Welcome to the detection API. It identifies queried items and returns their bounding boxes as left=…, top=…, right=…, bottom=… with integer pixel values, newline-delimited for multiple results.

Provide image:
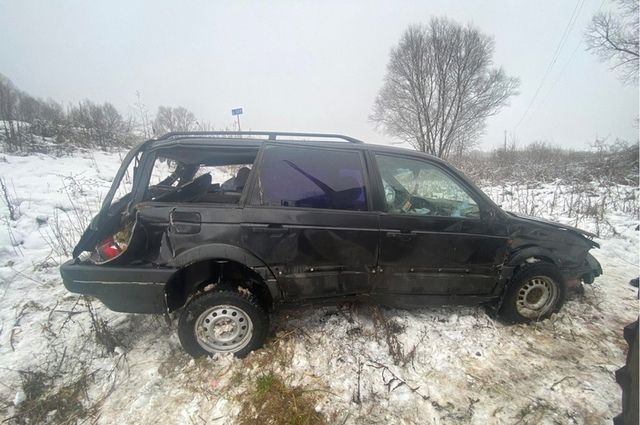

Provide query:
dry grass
left=39, top=175, right=97, bottom=262
left=85, top=297, right=121, bottom=354
left=158, top=348, right=191, bottom=379
left=371, top=306, right=421, bottom=367
left=237, top=372, right=325, bottom=425
left=1, top=296, right=131, bottom=425
left=452, top=139, right=638, bottom=187
left=0, top=177, right=17, bottom=221
left=13, top=371, right=93, bottom=425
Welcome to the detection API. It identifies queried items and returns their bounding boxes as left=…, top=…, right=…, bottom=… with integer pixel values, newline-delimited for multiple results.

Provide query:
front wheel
left=178, top=288, right=269, bottom=358
left=498, top=263, right=566, bottom=323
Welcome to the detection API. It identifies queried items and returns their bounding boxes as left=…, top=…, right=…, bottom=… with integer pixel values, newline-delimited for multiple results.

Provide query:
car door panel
left=244, top=144, right=378, bottom=300
left=242, top=208, right=379, bottom=300
left=371, top=153, right=509, bottom=296
left=378, top=217, right=508, bottom=294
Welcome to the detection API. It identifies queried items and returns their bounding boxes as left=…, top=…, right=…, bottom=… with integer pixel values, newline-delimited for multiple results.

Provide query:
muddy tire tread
left=498, top=262, right=566, bottom=323
left=178, top=288, right=269, bottom=358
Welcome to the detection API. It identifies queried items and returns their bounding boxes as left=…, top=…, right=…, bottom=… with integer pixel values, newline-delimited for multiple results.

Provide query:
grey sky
left=1, top=0, right=637, bottom=150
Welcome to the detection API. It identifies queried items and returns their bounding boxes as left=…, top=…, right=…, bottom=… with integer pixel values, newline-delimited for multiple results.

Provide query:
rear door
left=242, top=144, right=379, bottom=300
left=370, top=152, right=509, bottom=297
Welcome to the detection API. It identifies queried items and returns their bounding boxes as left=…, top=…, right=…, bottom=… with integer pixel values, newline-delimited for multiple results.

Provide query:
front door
left=242, top=144, right=378, bottom=300
left=371, top=153, right=509, bottom=297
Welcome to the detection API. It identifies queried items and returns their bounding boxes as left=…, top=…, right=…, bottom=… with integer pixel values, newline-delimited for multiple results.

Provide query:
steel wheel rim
left=195, top=304, right=253, bottom=353
left=516, top=276, right=559, bottom=319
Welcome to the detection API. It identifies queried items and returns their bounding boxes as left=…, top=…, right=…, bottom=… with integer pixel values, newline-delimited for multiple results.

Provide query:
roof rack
left=155, top=131, right=364, bottom=144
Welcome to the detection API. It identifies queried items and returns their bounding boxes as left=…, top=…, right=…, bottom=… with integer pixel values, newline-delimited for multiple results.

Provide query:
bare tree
left=153, top=106, right=197, bottom=135
left=586, top=0, right=639, bottom=85
left=0, top=74, right=20, bottom=150
left=67, top=100, right=131, bottom=149
left=0, top=74, right=140, bottom=152
left=134, top=91, right=152, bottom=139
left=371, top=18, right=519, bottom=158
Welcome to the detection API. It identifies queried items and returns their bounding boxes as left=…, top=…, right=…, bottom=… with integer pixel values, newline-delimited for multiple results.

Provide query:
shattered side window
left=144, top=148, right=258, bottom=204
left=194, top=165, right=253, bottom=190
left=148, top=156, right=179, bottom=187
left=375, top=154, right=480, bottom=218
left=110, top=152, right=141, bottom=208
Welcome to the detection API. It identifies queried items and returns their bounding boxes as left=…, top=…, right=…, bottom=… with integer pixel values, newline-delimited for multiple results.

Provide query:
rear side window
left=251, top=145, right=367, bottom=211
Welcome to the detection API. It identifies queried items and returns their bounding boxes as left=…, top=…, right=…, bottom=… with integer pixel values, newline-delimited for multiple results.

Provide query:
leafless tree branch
left=585, top=0, right=639, bottom=84
left=153, top=105, right=198, bottom=135
left=371, top=18, right=519, bottom=158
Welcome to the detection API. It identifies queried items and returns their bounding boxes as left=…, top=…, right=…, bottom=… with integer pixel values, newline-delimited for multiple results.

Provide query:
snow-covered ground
left=0, top=151, right=637, bottom=424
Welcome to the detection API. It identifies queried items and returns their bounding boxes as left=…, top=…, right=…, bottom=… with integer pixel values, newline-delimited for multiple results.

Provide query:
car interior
left=145, top=147, right=259, bottom=205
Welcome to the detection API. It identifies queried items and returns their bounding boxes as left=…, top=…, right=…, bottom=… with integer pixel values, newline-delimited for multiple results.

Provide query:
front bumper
left=60, top=260, right=177, bottom=314
left=586, top=253, right=603, bottom=277
left=562, top=253, right=603, bottom=287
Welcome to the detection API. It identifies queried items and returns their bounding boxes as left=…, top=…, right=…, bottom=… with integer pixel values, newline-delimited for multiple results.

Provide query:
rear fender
left=165, top=243, right=281, bottom=304
left=167, top=244, right=274, bottom=273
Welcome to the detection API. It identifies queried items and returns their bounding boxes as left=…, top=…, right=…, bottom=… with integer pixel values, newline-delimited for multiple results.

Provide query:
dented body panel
left=505, top=212, right=600, bottom=276
left=60, top=132, right=603, bottom=314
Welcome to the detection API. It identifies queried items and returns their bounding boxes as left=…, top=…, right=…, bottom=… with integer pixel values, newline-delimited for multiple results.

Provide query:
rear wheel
left=499, top=263, right=566, bottom=323
left=178, top=288, right=269, bottom=358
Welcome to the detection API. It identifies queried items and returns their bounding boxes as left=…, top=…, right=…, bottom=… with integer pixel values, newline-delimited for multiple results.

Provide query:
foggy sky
left=1, top=0, right=637, bottom=150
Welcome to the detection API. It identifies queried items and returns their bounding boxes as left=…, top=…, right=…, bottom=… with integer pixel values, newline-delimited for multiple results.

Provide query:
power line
left=539, top=39, right=583, bottom=108
left=513, top=0, right=587, bottom=131
left=538, top=0, right=609, bottom=108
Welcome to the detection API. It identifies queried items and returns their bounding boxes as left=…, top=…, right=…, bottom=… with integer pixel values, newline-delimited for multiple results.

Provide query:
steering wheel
left=392, top=188, right=415, bottom=213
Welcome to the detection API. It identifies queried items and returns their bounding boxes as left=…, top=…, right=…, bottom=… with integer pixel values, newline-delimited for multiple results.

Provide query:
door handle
left=169, top=210, right=201, bottom=224
left=169, top=210, right=201, bottom=234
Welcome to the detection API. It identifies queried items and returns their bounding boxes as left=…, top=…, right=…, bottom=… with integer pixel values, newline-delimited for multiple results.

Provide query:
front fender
left=492, top=246, right=558, bottom=296
left=506, top=246, right=558, bottom=269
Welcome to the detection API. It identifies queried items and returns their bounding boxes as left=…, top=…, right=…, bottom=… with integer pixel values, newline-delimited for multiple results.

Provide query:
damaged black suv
left=60, top=132, right=602, bottom=357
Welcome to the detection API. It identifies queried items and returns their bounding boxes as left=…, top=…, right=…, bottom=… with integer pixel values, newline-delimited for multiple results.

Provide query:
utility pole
left=504, top=130, right=507, bottom=150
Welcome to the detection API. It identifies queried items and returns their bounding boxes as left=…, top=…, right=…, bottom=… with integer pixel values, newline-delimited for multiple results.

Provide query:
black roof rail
left=154, top=131, right=364, bottom=144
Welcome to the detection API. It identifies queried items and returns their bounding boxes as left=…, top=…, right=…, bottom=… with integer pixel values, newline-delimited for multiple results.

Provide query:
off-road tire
left=614, top=320, right=639, bottom=425
left=498, top=263, right=566, bottom=323
left=178, top=288, right=269, bottom=358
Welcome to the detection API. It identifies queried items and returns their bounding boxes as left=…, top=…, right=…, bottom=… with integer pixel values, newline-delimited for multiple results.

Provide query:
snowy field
left=0, top=151, right=638, bottom=424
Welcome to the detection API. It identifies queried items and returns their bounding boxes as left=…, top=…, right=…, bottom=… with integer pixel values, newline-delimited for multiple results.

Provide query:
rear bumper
left=60, top=260, right=177, bottom=314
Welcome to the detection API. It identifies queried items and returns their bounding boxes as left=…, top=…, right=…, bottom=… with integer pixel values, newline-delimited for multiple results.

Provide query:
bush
left=450, top=139, right=639, bottom=186
left=0, top=73, right=142, bottom=154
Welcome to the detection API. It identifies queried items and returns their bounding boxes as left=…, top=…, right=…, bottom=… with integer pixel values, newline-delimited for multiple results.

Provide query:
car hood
left=507, top=212, right=599, bottom=246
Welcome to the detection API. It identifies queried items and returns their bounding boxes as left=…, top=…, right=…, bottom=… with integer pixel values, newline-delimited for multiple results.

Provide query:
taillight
left=98, top=237, right=122, bottom=259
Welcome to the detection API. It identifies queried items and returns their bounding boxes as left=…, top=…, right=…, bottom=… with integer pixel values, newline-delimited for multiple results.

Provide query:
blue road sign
left=232, top=108, right=243, bottom=116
